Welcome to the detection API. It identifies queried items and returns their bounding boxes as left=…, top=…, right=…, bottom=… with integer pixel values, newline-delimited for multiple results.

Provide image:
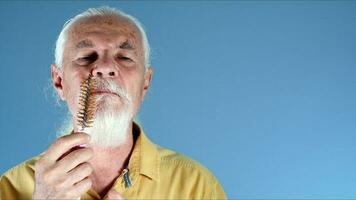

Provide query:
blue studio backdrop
left=1, top=1, right=356, bottom=199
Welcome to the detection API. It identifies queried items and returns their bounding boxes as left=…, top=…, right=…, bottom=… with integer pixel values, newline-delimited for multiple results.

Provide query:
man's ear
left=141, top=67, right=153, bottom=101
left=51, top=64, right=66, bottom=100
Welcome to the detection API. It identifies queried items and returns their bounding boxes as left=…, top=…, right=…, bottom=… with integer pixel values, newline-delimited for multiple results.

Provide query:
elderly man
left=0, top=6, right=226, bottom=200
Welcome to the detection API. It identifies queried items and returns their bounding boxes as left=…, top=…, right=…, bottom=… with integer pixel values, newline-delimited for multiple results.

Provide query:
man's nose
left=91, top=61, right=118, bottom=78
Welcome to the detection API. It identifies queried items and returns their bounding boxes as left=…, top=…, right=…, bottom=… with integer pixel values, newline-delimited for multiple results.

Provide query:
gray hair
left=54, top=6, right=151, bottom=70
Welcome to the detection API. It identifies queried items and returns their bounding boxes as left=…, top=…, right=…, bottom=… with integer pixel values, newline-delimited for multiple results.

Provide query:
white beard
left=83, top=94, right=132, bottom=148
left=58, top=78, right=134, bottom=148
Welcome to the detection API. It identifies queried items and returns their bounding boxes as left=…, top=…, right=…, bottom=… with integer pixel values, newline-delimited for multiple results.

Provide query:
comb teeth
left=76, top=75, right=97, bottom=130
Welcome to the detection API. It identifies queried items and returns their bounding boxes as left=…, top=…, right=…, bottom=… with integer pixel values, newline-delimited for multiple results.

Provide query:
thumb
left=107, top=189, right=124, bottom=200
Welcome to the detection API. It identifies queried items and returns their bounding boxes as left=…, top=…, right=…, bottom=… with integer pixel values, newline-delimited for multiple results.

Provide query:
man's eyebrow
left=76, top=40, right=94, bottom=49
left=117, top=40, right=135, bottom=50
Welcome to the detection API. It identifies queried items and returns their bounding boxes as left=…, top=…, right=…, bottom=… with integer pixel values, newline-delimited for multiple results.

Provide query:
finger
left=65, top=162, right=93, bottom=186
left=55, top=147, right=93, bottom=173
left=65, top=177, right=92, bottom=198
left=42, top=133, right=90, bottom=163
left=108, top=189, right=124, bottom=200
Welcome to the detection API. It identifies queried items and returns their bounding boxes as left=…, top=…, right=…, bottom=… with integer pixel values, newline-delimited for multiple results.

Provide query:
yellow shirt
left=0, top=123, right=227, bottom=199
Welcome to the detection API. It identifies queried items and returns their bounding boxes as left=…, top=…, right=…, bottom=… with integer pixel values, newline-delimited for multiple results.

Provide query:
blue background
left=1, top=1, right=356, bottom=199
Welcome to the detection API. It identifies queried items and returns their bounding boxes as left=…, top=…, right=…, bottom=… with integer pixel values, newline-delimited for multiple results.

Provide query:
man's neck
left=87, top=124, right=135, bottom=197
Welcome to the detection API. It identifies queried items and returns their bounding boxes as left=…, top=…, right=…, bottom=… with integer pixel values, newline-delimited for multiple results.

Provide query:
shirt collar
left=129, top=122, right=160, bottom=181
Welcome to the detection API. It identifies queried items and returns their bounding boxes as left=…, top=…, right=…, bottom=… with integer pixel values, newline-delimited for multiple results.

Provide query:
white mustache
left=92, top=77, right=131, bottom=104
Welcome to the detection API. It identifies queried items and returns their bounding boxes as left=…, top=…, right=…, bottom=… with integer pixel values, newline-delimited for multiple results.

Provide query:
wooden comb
left=56, top=75, right=97, bottom=161
left=76, top=74, right=97, bottom=131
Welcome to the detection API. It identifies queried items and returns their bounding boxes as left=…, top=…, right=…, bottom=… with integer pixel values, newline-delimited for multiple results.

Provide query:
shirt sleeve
left=211, top=180, right=228, bottom=200
left=0, top=174, right=17, bottom=200
left=0, top=163, right=35, bottom=200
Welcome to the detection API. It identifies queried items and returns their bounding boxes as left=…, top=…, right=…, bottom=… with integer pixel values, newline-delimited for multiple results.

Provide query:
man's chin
left=95, top=99, right=126, bottom=114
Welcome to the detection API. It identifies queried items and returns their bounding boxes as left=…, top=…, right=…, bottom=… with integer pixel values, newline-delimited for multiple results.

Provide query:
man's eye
left=118, top=56, right=132, bottom=62
left=77, top=54, right=98, bottom=64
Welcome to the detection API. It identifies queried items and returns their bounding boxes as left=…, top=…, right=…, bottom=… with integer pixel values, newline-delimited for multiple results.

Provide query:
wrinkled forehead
left=66, top=16, right=143, bottom=50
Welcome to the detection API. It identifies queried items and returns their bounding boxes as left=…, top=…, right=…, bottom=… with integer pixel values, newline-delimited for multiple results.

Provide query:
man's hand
left=33, top=133, right=93, bottom=199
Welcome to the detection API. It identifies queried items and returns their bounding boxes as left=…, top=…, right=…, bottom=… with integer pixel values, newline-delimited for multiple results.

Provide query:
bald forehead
left=67, top=16, right=142, bottom=47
